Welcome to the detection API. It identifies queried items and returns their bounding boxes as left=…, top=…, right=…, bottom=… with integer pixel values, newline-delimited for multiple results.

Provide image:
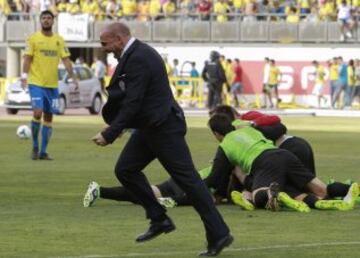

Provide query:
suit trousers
left=114, top=109, right=229, bottom=244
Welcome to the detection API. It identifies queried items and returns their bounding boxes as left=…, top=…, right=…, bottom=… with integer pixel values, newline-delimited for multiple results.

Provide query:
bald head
left=100, top=22, right=132, bottom=59
left=101, top=22, right=131, bottom=38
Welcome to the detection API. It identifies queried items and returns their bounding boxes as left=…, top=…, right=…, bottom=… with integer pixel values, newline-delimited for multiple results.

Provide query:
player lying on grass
left=209, top=105, right=359, bottom=207
left=207, top=113, right=359, bottom=212
left=83, top=166, right=215, bottom=208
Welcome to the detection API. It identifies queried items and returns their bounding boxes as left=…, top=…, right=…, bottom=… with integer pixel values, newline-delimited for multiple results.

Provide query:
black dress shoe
left=136, top=218, right=176, bottom=242
left=199, top=234, right=234, bottom=257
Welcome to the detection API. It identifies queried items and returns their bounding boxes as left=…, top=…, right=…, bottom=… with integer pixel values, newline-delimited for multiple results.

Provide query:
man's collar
left=120, top=37, right=136, bottom=59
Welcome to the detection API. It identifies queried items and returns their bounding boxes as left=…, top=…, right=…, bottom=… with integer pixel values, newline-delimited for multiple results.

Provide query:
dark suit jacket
left=101, top=39, right=178, bottom=144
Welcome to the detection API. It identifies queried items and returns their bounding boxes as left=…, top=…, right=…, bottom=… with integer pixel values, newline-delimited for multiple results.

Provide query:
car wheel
left=88, top=94, right=102, bottom=115
left=6, top=108, right=18, bottom=115
left=58, top=96, right=66, bottom=115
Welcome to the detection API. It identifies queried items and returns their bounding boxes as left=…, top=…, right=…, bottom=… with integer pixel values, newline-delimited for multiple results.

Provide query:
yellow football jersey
left=315, top=65, right=325, bottom=84
left=347, top=66, right=355, bottom=86
left=122, top=0, right=137, bottom=16
left=25, top=32, right=70, bottom=88
left=329, top=64, right=338, bottom=81
left=269, top=66, right=280, bottom=85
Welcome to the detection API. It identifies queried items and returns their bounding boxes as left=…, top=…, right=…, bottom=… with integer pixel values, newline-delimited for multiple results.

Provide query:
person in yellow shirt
left=163, top=0, right=176, bottom=19
left=224, top=58, right=234, bottom=91
left=21, top=10, right=78, bottom=160
left=311, top=60, right=327, bottom=108
left=214, top=0, right=230, bottom=22
left=286, top=6, right=300, bottom=23
left=137, top=0, right=150, bottom=21
left=56, top=0, right=68, bottom=13
left=82, top=0, right=100, bottom=21
left=297, top=0, right=311, bottom=16
left=232, top=0, right=243, bottom=13
left=149, top=0, right=161, bottom=20
left=328, top=57, right=338, bottom=105
left=319, top=0, right=336, bottom=21
left=122, top=0, right=137, bottom=20
left=267, top=59, right=281, bottom=108
left=67, top=0, right=81, bottom=14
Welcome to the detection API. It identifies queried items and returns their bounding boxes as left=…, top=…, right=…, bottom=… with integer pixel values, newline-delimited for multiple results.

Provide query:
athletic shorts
left=29, top=84, right=59, bottom=114
left=312, top=83, right=324, bottom=96
left=280, top=136, right=316, bottom=176
left=250, top=149, right=315, bottom=192
left=156, top=178, right=185, bottom=198
left=230, top=82, right=243, bottom=94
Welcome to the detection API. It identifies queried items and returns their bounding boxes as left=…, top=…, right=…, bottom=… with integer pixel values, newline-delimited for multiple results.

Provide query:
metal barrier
left=0, top=13, right=359, bottom=43
left=269, top=22, right=298, bottom=42
left=240, top=21, right=268, bottom=41
left=182, top=20, right=210, bottom=42
left=169, top=77, right=205, bottom=107
left=299, top=22, right=327, bottom=42
left=153, top=20, right=181, bottom=42
left=212, top=21, right=239, bottom=42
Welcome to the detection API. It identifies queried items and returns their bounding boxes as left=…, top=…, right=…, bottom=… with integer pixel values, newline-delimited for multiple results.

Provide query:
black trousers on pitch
left=114, top=108, right=229, bottom=244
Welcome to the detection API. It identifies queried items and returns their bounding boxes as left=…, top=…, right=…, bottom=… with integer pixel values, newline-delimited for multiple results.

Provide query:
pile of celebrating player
left=83, top=104, right=359, bottom=213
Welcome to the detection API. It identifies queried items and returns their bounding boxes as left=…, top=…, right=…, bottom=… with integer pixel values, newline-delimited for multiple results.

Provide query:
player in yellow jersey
left=21, top=10, right=78, bottom=161
left=267, top=59, right=281, bottom=108
left=311, top=60, right=327, bottom=108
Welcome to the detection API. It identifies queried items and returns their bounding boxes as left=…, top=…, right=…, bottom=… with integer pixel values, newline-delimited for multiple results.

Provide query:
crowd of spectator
left=0, top=0, right=359, bottom=24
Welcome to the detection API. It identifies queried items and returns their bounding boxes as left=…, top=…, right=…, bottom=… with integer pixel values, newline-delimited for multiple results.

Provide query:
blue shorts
left=29, top=84, right=59, bottom=114
left=231, top=82, right=243, bottom=94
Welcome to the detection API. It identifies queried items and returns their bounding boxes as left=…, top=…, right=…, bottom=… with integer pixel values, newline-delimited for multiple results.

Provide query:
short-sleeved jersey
left=214, top=2, right=230, bottom=22
left=149, top=0, right=161, bottom=17
left=329, top=63, right=338, bottom=81
left=347, top=66, right=355, bottom=86
left=25, top=32, right=70, bottom=88
left=269, top=66, right=280, bottom=85
left=122, top=0, right=137, bottom=15
left=315, top=65, right=325, bottom=84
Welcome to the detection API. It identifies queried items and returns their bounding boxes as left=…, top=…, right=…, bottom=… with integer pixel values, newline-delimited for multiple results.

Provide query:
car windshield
left=58, top=68, right=66, bottom=81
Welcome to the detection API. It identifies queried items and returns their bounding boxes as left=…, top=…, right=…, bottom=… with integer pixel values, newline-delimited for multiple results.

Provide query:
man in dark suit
left=91, top=22, right=233, bottom=256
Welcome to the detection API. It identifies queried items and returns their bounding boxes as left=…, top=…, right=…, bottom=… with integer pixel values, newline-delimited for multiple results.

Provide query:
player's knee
left=33, top=111, right=42, bottom=120
left=114, top=167, right=131, bottom=182
left=115, top=168, right=125, bottom=181
left=253, top=190, right=268, bottom=208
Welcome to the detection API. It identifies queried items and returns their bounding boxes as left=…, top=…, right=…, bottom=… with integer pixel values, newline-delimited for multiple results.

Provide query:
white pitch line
left=53, top=241, right=360, bottom=258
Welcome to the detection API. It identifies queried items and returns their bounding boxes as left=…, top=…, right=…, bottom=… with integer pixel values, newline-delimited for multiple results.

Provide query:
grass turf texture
left=0, top=115, right=359, bottom=257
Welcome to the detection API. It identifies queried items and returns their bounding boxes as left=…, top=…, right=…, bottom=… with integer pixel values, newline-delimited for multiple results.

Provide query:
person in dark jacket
left=91, top=22, right=232, bottom=256
left=202, top=51, right=227, bottom=109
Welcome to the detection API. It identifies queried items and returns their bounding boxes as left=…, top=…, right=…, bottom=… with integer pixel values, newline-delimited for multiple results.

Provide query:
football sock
left=303, top=194, right=319, bottom=208
left=31, top=119, right=41, bottom=150
left=327, top=182, right=350, bottom=198
left=40, top=123, right=52, bottom=155
left=100, top=186, right=140, bottom=204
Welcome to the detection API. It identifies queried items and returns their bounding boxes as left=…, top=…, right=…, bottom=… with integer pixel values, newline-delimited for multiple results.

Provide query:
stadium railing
left=2, top=13, right=359, bottom=44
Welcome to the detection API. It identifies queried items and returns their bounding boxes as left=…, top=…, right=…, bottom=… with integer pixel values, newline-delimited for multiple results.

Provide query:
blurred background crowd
left=0, top=0, right=359, bottom=23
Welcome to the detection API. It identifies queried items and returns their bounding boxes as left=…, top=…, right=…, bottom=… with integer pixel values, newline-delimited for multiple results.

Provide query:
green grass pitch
left=1, top=115, right=360, bottom=258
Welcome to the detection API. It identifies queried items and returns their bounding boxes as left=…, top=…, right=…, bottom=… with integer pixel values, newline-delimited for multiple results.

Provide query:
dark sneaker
left=265, top=182, right=280, bottom=211
left=39, top=153, right=53, bottom=160
left=31, top=148, right=39, bottom=160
